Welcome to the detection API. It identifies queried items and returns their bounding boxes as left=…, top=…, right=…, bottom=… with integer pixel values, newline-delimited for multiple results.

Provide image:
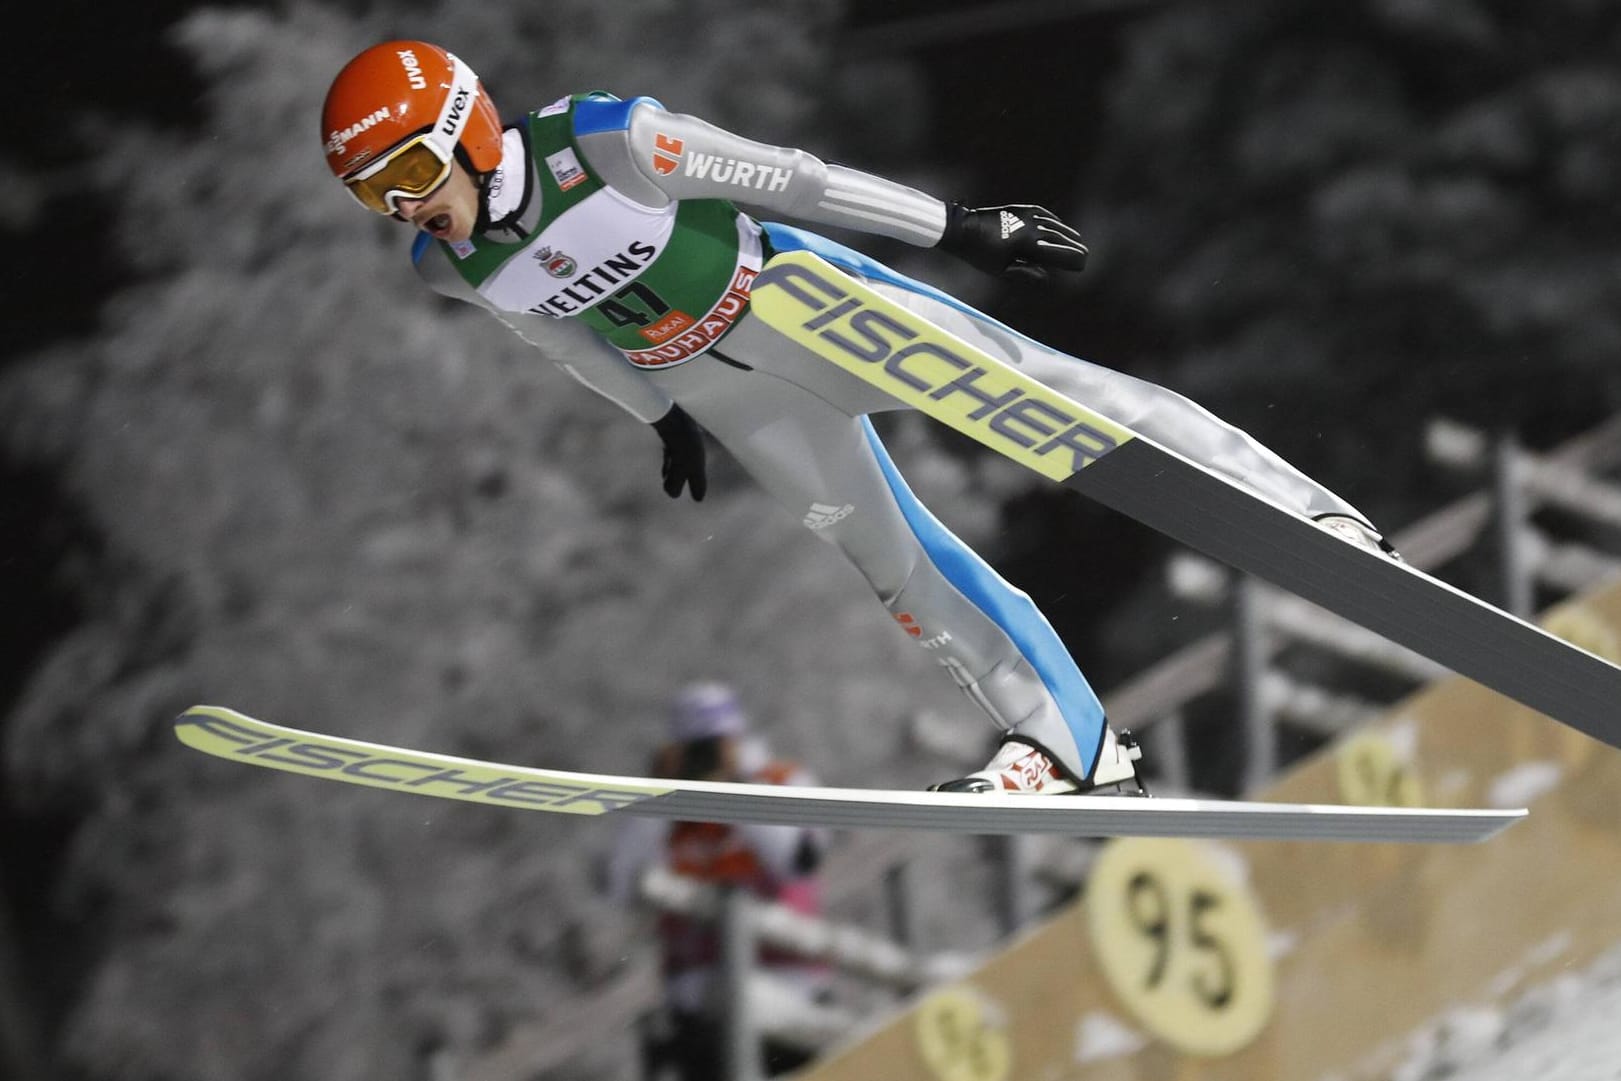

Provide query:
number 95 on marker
left=1085, top=837, right=1277, bottom=1056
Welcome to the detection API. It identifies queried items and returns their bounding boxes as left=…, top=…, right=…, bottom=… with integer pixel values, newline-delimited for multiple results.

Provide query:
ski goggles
left=341, top=133, right=453, bottom=215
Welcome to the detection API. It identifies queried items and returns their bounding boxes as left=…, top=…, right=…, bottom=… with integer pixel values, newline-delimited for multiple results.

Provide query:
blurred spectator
left=608, top=682, right=829, bottom=1080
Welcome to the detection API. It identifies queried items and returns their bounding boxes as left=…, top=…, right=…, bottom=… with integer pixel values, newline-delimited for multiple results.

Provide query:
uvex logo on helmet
left=397, top=48, right=427, bottom=90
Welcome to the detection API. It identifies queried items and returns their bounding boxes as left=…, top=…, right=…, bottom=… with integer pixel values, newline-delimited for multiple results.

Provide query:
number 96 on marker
left=1085, top=837, right=1276, bottom=1056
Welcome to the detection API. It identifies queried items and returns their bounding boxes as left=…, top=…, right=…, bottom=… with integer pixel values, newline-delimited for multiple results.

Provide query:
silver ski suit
left=411, top=93, right=1369, bottom=783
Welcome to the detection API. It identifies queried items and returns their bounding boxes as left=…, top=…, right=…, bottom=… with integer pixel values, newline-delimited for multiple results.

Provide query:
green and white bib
left=435, top=94, right=763, bottom=368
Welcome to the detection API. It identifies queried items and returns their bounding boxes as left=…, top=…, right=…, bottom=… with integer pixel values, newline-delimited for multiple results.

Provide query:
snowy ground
left=1390, top=939, right=1621, bottom=1081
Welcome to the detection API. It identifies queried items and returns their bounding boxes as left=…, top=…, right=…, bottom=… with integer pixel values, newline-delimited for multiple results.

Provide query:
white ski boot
left=932, top=729, right=1145, bottom=796
left=1313, top=513, right=1401, bottom=560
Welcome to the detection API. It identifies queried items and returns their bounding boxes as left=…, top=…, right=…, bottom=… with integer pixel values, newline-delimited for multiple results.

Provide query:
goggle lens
left=342, top=136, right=452, bottom=215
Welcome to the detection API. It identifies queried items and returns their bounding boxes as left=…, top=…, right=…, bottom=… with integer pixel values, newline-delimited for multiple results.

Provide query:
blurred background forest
left=3, top=0, right=1620, bottom=1078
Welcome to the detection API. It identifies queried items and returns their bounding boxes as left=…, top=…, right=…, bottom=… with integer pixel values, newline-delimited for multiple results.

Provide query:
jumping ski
left=751, top=249, right=1621, bottom=754
left=174, top=707, right=1522, bottom=844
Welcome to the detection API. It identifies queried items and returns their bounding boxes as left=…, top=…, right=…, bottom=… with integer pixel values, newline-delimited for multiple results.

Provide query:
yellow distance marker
left=913, top=985, right=1013, bottom=1081
left=1335, top=731, right=1425, bottom=808
left=1085, top=837, right=1276, bottom=1057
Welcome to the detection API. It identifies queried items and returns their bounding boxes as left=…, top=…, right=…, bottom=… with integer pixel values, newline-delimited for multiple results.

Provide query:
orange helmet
left=322, top=41, right=504, bottom=213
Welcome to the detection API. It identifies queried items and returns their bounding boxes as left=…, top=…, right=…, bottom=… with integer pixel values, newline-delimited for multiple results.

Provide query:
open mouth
left=419, top=211, right=453, bottom=237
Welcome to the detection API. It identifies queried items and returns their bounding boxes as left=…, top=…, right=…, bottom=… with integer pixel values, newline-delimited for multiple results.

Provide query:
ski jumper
left=411, top=93, right=1370, bottom=782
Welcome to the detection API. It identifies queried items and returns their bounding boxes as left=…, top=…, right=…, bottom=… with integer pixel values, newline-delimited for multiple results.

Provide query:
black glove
left=651, top=404, right=707, bottom=502
left=937, top=202, right=1088, bottom=284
